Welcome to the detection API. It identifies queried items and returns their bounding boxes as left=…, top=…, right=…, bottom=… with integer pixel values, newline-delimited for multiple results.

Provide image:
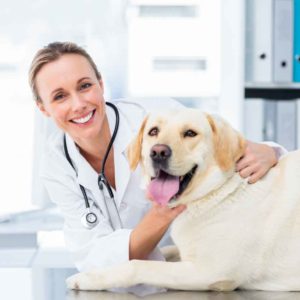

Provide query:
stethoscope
left=63, top=102, right=123, bottom=230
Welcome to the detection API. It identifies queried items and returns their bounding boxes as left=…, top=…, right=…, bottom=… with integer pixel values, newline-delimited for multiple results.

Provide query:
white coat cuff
left=261, top=141, right=288, bottom=160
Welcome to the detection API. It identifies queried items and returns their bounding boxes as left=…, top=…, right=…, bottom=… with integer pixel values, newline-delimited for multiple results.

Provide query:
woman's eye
left=184, top=130, right=197, bottom=137
left=148, top=127, right=159, bottom=136
left=80, top=82, right=92, bottom=90
left=54, top=93, right=65, bottom=101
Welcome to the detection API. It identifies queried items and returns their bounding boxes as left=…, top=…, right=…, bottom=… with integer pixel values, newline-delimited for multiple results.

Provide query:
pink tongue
left=147, top=172, right=180, bottom=206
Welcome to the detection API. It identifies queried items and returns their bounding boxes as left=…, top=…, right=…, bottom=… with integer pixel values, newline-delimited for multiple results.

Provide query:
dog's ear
left=126, top=116, right=149, bottom=171
left=206, top=113, right=246, bottom=171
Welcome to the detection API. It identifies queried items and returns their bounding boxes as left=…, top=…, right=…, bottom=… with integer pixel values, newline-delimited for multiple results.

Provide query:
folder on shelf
left=243, top=99, right=264, bottom=142
left=246, top=98, right=298, bottom=150
left=264, top=100, right=277, bottom=142
left=245, top=0, right=273, bottom=83
left=273, top=0, right=294, bottom=83
left=294, top=0, right=300, bottom=82
left=276, top=100, right=297, bottom=151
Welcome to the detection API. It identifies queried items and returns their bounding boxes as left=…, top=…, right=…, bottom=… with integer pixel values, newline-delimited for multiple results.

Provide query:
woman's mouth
left=71, top=109, right=96, bottom=124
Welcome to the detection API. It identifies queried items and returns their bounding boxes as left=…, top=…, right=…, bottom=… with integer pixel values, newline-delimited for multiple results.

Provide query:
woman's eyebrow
left=77, top=77, right=91, bottom=83
left=51, top=87, right=63, bottom=96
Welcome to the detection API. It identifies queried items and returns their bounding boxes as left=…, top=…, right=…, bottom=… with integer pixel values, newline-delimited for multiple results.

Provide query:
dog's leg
left=66, top=260, right=237, bottom=291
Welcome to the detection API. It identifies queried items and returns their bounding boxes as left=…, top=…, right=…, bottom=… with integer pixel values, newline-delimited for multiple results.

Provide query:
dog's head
left=127, top=108, right=245, bottom=207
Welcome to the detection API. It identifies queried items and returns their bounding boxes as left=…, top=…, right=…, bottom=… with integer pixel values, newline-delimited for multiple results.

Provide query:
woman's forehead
left=36, top=54, right=96, bottom=96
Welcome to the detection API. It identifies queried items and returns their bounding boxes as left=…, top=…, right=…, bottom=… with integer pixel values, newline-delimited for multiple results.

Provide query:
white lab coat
left=39, top=98, right=184, bottom=273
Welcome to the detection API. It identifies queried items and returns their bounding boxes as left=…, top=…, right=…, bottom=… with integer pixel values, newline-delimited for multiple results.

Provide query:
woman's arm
left=129, top=203, right=186, bottom=260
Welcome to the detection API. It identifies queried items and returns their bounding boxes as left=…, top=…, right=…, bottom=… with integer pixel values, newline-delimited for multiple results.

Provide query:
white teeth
left=72, top=111, right=93, bottom=124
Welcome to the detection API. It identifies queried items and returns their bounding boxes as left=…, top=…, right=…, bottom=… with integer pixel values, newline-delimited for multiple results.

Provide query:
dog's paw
left=66, top=262, right=137, bottom=291
left=209, top=280, right=237, bottom=292
left=66, top=272, right=104, bottom=291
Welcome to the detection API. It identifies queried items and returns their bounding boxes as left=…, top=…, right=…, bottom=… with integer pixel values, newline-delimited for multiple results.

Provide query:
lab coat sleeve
left=261, top=141, right=288, bottom=159
left=41, top=173, right=128, bottom=271
left=40, top=152, right=164, bottom=272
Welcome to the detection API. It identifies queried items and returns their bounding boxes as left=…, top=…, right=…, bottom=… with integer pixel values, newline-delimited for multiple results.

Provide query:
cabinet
left=127, top=0, right=245, bottom=130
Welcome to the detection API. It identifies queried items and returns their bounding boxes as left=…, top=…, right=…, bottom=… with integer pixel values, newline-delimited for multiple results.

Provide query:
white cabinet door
left=127, top=0, right=221, bottom=97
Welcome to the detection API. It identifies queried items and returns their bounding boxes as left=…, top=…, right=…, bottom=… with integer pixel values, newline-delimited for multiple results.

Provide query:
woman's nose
left=71, top=93, right=87, bottom=111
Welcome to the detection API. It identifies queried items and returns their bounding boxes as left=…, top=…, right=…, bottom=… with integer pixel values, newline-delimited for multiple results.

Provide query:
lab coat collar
left=65, top=102, right=134, bottom=208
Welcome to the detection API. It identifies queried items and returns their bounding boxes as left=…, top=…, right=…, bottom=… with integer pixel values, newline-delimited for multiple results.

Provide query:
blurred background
left=0, top=0, right=240, bottom=214
left=0, top=0, right=299, bottom=298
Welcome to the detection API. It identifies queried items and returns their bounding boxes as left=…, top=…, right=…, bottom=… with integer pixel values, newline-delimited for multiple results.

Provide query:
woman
left=29, top=42, right=284, bottom=274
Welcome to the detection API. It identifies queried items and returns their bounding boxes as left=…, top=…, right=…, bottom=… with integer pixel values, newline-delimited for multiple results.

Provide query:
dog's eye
left=184, top=130, right=197, bottom=138
left=148, top=127, right=159, bottom=136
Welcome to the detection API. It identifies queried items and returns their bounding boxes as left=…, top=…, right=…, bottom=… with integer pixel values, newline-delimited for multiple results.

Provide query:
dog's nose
left=150, top=144, right=172, bottom=163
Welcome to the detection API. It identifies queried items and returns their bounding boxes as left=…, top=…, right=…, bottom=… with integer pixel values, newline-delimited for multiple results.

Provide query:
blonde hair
left=29, top=41, right=102, bottom=102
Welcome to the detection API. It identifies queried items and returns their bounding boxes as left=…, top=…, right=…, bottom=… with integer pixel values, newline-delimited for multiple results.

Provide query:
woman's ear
left=36, top=101, right=50, bottom=117
left=126, top=116, right=149, bottom=171
left=206, top=113, right=246, bottom=171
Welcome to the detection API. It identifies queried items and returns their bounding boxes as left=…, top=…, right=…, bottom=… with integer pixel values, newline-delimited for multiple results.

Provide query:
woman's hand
left=148, top=202, right=187, bottom=228
left=129, top=202, right=186, bottom=260
left=235, top=140, right=278, bottom=184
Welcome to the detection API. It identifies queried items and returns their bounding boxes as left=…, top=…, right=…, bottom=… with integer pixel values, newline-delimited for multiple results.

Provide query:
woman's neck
left=73, top=114, right=113, bottom=173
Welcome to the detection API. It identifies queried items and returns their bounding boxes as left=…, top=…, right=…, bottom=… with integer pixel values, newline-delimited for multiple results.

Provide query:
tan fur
left=206, top=114, right=245, bottom=171
left=126, top=116, right=148, bottom=171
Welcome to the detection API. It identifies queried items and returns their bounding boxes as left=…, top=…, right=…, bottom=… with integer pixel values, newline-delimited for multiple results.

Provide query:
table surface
left=1, top=209, right=300, bottom=299
left=2, top=267, right=300, bottom=300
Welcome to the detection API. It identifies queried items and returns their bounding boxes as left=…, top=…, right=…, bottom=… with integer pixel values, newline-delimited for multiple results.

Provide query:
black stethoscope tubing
left=63, top=101, right=121, bottom=229
left=98, top=102, right=119, bottom=198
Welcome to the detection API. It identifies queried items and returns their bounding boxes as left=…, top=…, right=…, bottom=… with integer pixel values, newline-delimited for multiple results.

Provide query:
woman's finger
left=239, top=165, right=256, bottom=178
left=248, top=169, right=266, bottom=184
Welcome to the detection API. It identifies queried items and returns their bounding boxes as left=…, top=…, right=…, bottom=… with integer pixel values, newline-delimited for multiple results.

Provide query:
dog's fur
left=67, top=108, right=300, bottom=292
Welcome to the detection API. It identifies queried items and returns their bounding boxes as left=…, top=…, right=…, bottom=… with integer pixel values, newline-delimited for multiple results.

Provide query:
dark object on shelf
left=245, top=87, right=300, bottom=100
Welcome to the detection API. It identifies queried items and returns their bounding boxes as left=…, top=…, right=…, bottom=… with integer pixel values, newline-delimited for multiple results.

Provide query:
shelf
left=245, top=83, right=300, bottom=100
left=245, top=82, right=300, bottom=89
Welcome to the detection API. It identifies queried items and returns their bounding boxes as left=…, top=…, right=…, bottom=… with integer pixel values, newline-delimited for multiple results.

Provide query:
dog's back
left=171, top=150, right=300, bottom=291
left=243, top=150, right=300, bottom=290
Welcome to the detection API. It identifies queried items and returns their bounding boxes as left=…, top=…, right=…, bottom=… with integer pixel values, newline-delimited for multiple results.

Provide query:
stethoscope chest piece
left=81, top=210, right=99, bottom=229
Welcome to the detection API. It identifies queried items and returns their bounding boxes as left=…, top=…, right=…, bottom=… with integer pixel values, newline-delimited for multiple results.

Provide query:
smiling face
left=35, top=54, right=106, bottom=142
left=127, top=108, right=245, bottom=207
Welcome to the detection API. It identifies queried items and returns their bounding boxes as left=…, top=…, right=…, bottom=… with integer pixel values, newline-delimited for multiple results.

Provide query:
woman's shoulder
left=111, top=98, right=184, bottom=131
left=112, top=97, right=184, bottom=115
left=44, top=130, right=65, bottom=157
left=40, top=130, right=71, bottom=179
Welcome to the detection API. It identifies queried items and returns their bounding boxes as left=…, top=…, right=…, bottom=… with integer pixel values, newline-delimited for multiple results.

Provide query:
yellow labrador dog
left=67, top=108, right=300, bottom=292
